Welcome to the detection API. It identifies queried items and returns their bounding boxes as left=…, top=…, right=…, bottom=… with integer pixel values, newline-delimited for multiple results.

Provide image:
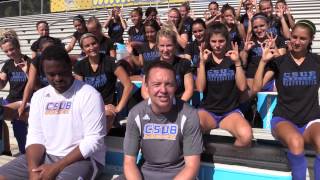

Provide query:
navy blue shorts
left=271, top=116, right=320, bottom=135
left=204, top=108, right=244, bottom=128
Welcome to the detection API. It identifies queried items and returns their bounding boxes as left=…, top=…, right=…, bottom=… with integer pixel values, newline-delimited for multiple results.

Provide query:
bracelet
left=235, top=64, right=242, bottom=67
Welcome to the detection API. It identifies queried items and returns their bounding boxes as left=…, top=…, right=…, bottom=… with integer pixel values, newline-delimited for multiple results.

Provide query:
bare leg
left=197, top=110, right=217, bottom=133
left=2, top=122, right=11, bottom=155
left=220, top=112, right=253, bottom=147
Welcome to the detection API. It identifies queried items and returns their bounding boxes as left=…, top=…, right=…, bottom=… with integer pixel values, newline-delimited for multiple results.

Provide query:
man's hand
left=29, top=171, right=41, bottom=180
left=32, top=163, right=61, bottom=180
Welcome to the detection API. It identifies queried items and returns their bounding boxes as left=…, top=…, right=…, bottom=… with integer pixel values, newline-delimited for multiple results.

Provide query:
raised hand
left=276, top=6, right=285, bottom=18
left=0, top=72, right=7, bottom=81
left=204, top=10, right=211, bottom=20
left=266, top=32, right=279, bottom=56
left=247, top=9, right=255, bottom=20
left=260, top=41, right=276, bottom=63
left=266, top=32, right=278, bottom=49
left=199, top=43, right=211, bottom=63
left=226, top=42, right=241, bottom=64
left=244, top=33, right=255, bottom=52
left=125, top=40, right=133, bottom=54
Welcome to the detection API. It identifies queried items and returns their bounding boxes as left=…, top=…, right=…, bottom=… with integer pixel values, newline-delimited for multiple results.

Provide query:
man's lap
left=0, top=153, right=95, bottom=180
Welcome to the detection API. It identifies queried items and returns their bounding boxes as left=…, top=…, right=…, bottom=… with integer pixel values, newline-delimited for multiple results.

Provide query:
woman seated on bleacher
left=144, top=7, right=162, bottom=27
left=252, top=20, right=320, bottom=180
left=73, top=33, right=133, bottom=132
left=129, top=19, right=161, bottom=77
left=0, top=30, right=30, bottom=155
left=204, top=1, right=222, bottom=27
left=87, top=16, right=116, bottom=58
left=275, top=0, right=295, bottom=30
left=240, top=13, right=286, bottom=93
left=141, top=26, right=194, bottom=102
left=18, top=36, right=63, bottom=117
left=197, top=23, right=252, bottom=147
left=66, top=15, right=88, bottom=54
left=184, top=18, right=206, bottom=68
left=103, top=6, right=127, bottom=44
left=166, top=8, right=189, bottom=51
left=128, top=7, right=145, bottom=49
left=258, top=0, right=290, bottom=39
left=221, top=3, right=246, bottom=48
left=30, top=21, right=62, bottom=59
left=179, top=2, right=194, bottom=43
left=236, top=0, right=258, bottom=33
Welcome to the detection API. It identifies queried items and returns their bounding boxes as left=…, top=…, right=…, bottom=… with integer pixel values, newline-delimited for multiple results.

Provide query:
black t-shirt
left=73, top=30, right=87, bottom=44
left=246, top=37, right=286, bottom=78
left=171, top=56, right=192, bottom=98
left=99, top=36, right=116, bottom=56
left=183, top=16, right=194, bottom=43
left=128, top=25, right=145, bottom=56
left=1, top=55, right=31, bottom=102
left=73, top=53, right=118, bottom=104
left=176, top=26, right=189, bottom=56
left=32, top=55, right=49, bottom=88
left=185, top=40, right=200, bottom=67
left=128, top=25, right=145, bottom=42
left=30, top=36, right=62, bottom=52
left=107, top=20, right=124, bottom=44
left=200, top=56, right=240, bottom=113
left=240, top=13, right=249, bottom=32
left=268, top=16, right=283, bottom=38
left=270, top=53, right=320, bottom=126
left=137, top=42, right=160, bottom=73
left=229, top=25, right=243, bottom=48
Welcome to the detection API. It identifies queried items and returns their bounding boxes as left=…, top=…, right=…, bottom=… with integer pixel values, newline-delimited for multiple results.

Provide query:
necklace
left=290, top=52, right=305, bottom=65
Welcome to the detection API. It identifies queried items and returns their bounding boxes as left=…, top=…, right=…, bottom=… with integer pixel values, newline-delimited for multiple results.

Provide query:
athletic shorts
left=0, top=153, right=102, bottom=180
left=203, top=108, right=244, bottom=128
left=271, top=116, right=320, bottom=135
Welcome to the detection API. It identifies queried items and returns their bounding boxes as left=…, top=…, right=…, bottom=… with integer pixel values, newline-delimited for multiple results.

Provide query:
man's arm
left=25, top=91, right=46, bottom=178
left=174, top=155, right=201, bottom=180
left=177, top=107, right=203, bottom=180
left=26, top=144, right=45, bottom=174
left=123, top=110, right=142, bottom=179
left=124, top=155, right=142, bottom=180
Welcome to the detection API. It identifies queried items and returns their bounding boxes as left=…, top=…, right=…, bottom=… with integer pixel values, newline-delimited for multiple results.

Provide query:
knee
left=311, top=134, right=320, bottom=153
left=235, top=126, right=253, bottom=147
left=287, top=135, right=304, bottom=154
left=198, top=111, right=216, bottom=132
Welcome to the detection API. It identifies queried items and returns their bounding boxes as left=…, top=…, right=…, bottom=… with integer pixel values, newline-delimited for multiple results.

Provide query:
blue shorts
left=204, top=108, right=243, bottom=128
left=271, top=116, right=320, bottom=135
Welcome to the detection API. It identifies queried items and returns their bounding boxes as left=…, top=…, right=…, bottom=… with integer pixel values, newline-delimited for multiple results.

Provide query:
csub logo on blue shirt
left=45, top=101, right=72, bottom=115
left=84, top=74, right=107, bottom=88
left=143, top=123, right=178, bottom=140
left=10, top=72, right=27, bottom=82
left=207, top=69, right=235, bottom=82
left=143, top=51, right=160, bottom=62
left=283, top=71, right=317, bottom=86
left=132, top=35, right=144, bottom=42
